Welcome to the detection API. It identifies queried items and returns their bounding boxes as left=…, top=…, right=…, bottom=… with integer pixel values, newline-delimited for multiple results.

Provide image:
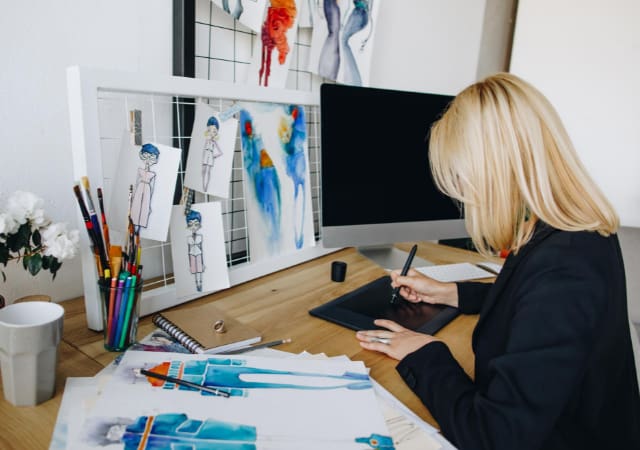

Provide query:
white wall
left=0, top=0, right=172, bottom=303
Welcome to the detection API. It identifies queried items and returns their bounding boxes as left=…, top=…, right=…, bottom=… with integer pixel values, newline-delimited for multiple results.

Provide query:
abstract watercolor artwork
left=238, top=102, right=315, bottom=261
left=308, top=0, right=380, bottom=86
left=169, top=202, right=230, bottom=298
left=110, top=140, right=181, bottom=242
left=246, top=0, right=300, bottom=88
left=211, top=0, right=269, bottom=33
left=184, top=103, right=238, bottom=198
left=69, top=350, right=394, bottom=449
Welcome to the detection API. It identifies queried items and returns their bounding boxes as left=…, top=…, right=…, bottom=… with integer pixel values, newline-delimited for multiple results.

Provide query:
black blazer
left=397, top=224, right=640, bottom=450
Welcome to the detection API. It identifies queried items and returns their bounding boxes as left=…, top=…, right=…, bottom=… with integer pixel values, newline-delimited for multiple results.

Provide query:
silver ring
left=369, top=336, right=391, bottom=345
left=213, top=319, right=226, bottom=333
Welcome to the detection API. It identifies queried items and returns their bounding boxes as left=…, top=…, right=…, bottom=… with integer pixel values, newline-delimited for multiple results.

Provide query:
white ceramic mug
left=0, top=301, right=64, bottom=406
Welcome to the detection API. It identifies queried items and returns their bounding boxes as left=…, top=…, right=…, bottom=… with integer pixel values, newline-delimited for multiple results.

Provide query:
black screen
left=320, top=83, right=459, bottom=227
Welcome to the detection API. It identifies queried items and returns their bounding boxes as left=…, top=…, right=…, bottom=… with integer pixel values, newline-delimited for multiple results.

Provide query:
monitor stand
left=357, top=245, right=434, bottom=271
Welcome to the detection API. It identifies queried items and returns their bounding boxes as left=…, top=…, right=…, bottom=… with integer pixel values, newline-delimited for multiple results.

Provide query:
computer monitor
left=320, top=83, right=468, bottom=269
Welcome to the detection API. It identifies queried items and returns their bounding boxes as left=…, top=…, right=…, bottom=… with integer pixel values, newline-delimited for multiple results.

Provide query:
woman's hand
left=390, top=268, right=459, bottom=308
left=356, top=319, right=440, bottom=360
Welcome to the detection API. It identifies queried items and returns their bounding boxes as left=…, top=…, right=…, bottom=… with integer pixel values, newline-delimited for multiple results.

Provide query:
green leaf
left=27, top=253, right=43, bottom=276
left=8, top=223, right=31, bottom=253
left=42, top=254, right=51, bottom=270
left=0, top=243, right=8, bottom=266
left=32, top=228, right=42, bottom=247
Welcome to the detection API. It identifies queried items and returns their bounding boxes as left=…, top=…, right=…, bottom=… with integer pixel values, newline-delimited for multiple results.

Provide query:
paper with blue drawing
left=68, top=350, right=394, bottom=449
left=239, top=102, right=316, bottom=261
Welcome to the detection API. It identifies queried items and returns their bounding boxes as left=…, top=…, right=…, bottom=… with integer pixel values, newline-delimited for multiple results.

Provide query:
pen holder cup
left=98, top=278, right=143, bottom=352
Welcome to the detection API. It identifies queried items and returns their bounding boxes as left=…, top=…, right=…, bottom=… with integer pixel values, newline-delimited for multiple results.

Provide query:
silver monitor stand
left=357, top=245, right=433, bottom=271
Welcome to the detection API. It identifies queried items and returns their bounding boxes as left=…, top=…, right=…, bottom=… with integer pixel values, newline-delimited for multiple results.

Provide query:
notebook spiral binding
left=152, top=313, right=205, bottom=354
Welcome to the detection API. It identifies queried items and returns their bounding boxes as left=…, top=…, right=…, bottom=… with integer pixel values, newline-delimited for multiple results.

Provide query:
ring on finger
left=369, top=336, right=391, bottom=345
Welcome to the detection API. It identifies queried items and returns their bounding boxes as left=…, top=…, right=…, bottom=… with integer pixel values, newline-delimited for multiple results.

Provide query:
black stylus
left=390, top=244, right=418, bottom=304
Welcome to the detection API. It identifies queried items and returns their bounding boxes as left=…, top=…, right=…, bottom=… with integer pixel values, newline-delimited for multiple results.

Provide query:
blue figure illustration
left=222, top=0, right=244, bottom=20
left=279, top=105, right=308, bottom=248
left=84, top=413, right=394, bottom=449
left=318, top=0, right=341, bottom=79
left=140, top=357, right=372, bottom=398
left=341, top=0, right=374, bottom=86
left=240, top=109, right=282, bottom=250
left=186, top=210, right=204, bottom=292
left=202, top=116, right=223, bottom=192
left=131, top=143, right=160, bottom=229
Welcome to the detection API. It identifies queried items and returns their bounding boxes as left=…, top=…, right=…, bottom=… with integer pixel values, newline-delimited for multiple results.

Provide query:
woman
left=356, top=73, right=640, bottom=449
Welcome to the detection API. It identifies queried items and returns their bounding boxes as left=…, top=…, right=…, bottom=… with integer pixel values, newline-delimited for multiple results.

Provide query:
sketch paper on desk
left=308, top=0, right=380, bottom=86
left=109, top=140, right=181, bottom=242
left=70, top=350, right=393, bottom=449
left=211, top=0, right=268, bottom=33
left=169, top=202, right=230, bottom=297
left=239, top=102, right=316, bottom=261
left=184, top=104, right=238, bottom=198
left=246, top=0, right=299, bottom=88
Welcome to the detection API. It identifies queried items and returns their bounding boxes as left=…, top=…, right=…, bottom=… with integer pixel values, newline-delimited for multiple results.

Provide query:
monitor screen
left=320, top=83, right=467, bottom=268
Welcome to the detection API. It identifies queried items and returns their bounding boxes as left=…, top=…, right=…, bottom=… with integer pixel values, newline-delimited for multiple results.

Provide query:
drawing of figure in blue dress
left=279, top=105, right=307, bottom=248
left=222, top=0, right=244, bottom=21
left=186, top=210, right=204, bottom=292
left=131, top=143, right=160, bottom=229
left=139, top=357, right=372, bottom=398
left=202, top=116, right=223, bottom=192
left=240, top=109, right=282, bottom=250
left=82, top=413, right=394, bottom=449
left=341, top=0, right=374, bottom=86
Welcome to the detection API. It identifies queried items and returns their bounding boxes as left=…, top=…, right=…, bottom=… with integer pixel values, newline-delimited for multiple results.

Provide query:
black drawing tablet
left=309, top=276, right=459, bottom=334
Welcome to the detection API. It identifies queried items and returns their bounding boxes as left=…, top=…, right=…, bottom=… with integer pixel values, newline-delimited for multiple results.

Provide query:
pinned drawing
left=246, top=0, right=299, bottom=88
left=309, top=0, right=380, bottom=86
left=211, top=0, right=268, bottom=33
left=239, top=102, right=315, bottom=261
left=169, top=202, right=230, bottom=298
left=71, top=351, right=394, bottom=449
left=110, top=140, right=181, bottom=242
left=184, top=104, right=238, bottom=198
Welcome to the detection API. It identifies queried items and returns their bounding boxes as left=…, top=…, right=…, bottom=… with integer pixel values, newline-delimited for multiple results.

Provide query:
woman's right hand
left=390, top=268, right=459, bottom=308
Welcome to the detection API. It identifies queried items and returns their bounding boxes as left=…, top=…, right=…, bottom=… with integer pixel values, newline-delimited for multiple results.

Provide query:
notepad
left=152, top=302, right=261, bottom=354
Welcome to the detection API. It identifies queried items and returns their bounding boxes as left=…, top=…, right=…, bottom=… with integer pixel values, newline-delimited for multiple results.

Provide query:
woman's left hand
left=356, top=319, right=440, bottom=360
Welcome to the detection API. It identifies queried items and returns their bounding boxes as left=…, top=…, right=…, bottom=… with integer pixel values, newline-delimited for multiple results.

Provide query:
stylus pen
left=390, top=244, right=418, bottom=304
left=137, top=368, right=230, bottom=398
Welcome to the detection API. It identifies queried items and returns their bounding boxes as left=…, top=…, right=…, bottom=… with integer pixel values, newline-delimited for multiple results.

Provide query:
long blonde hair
left=429, top=72, right=619, bottom=256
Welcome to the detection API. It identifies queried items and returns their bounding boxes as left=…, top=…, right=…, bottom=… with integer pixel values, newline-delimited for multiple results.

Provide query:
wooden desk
left=0, top=242, right=498, bottom=449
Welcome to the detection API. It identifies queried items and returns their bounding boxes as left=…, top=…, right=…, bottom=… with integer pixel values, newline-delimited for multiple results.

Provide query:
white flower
left=41, top=223, right=80, bottom=261
left=0, top=212, right=19, bottom=238
left=6, top=191, right=46, bottom=225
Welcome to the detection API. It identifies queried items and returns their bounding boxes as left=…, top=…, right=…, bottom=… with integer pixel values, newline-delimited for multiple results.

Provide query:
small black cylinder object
left=331, top=261, right=347, bottom=282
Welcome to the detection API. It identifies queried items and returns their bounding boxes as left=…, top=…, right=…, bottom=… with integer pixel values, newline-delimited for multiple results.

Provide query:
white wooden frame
left=67, top=66, right=336, bottom=330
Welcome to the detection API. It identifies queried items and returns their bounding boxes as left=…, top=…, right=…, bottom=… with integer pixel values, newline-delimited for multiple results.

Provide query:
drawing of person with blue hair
left=202, top=116, right=223, bottom=192
left=222, top=0, right=244, bottom=21
left=341, top=0, right=374, bottom=86
left=186, top=210, right=204, bottom=292
left=131, top=143, right=160, bottom=229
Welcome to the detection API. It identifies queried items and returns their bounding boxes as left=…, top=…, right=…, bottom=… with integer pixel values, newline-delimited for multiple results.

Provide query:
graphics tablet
left=309, top=276, right=459, bottom=334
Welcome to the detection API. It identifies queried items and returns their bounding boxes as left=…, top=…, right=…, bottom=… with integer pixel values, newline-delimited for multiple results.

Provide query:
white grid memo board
left=67, top=66, right=336, bottom=331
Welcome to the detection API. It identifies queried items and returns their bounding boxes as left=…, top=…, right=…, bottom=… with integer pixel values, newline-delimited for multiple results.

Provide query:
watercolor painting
left=70, top=351, right=394, bottom=449
left=246, top=0, right=299, bottom=88
left=169, top=202, right=230, bottom=298
left=110, top=140, right=181, bottom=242
left=211, top=0, right=268, bottom=33
left=308, top=0, right=380, bottom=86
left=184, top=104, right=238, bottom=198
left=238, top=102, right=315, bottom=261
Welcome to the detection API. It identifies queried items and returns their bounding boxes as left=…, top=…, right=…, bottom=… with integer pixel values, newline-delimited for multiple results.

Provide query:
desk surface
left=0, top=241, right=499, bottom=449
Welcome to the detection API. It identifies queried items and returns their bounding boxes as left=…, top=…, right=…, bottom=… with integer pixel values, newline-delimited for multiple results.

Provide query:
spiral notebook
left=152, top=302, right=261, bottom=354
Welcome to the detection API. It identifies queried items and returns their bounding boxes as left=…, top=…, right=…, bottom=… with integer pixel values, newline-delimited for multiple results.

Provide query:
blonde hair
left=429, top=72, right=619, bottom=256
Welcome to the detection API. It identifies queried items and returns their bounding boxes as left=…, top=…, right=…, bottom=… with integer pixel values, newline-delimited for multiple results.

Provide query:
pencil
left=97, top=187, right=111, bottom=254
left=136, top=368, right=230, bottom=398
left=215, top=338, right=292, bottom=355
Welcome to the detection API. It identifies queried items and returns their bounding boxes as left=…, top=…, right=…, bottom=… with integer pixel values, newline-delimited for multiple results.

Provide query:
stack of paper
left=50, top=331, right=456, bottom=450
